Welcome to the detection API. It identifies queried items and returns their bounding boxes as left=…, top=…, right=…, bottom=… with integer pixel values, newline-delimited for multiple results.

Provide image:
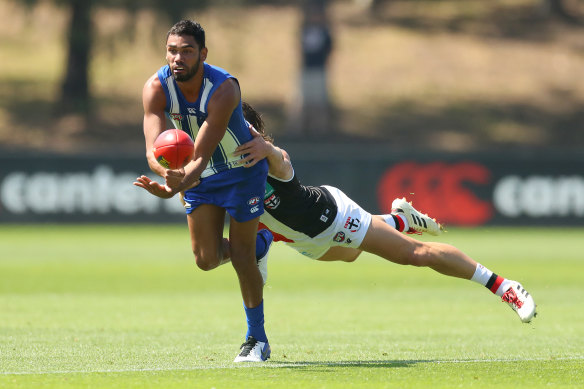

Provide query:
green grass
left=1, top=225, right=583, bottom=388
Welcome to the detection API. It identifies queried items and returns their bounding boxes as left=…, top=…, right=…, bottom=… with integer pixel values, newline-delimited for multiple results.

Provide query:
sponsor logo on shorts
left=248, top=196, right=261, bottom=206
left=264, top=193, right=280, bottom=210
left=320, top=214, right=328, bottom=222
left=346, top=238, right=352, bottom=244
left=333, top=231, right=345, bottom=243
left=250, top=205, right=260, bottom=213
left=344, top=217, right=361, bottom=232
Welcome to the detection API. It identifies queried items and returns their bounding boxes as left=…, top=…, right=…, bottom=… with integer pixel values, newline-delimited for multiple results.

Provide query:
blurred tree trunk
left=542, top=0, right=582, bottom=23
left=59, top=0, right=93, bottom=115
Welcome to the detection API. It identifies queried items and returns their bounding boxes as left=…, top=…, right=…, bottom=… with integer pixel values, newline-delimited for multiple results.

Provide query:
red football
left=152, top=129, right=194, bottom=170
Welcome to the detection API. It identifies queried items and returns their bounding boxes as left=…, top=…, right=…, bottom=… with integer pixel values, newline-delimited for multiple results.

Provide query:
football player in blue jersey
left=134, top=20, right=271, bottom=362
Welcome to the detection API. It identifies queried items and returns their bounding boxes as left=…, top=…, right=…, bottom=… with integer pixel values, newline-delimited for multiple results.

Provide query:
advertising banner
left=0, top=150, right=582, bottom=226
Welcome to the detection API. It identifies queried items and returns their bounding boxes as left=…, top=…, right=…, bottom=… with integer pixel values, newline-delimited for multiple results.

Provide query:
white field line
left=2, top=356, right=583, bottom=376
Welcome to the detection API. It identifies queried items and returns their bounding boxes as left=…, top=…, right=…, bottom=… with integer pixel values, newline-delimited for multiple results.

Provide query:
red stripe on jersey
left=258, top=222, right=295, bottom=243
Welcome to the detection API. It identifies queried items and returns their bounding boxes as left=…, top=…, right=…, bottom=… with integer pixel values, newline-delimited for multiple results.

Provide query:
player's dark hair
left=167, top=20, right=206, bottom=50
left=242, top=102, right=274, bottom=143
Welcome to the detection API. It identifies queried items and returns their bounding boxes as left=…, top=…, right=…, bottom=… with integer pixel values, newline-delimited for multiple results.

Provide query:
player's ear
left=200, top=47, right=208, bottom=62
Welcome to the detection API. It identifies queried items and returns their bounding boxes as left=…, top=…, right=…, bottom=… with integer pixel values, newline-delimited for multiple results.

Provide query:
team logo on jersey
left=344, top=217, right=361, bottom=232
left=170, top=113, right=183, bottom=121
left=264, top=193, right=280, bottom=210
left=248, top=196, right=261, bottom=206
left=333, top=231, right=345, bottom=243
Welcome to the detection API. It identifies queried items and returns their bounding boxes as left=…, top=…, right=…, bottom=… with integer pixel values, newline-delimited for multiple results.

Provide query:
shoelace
left=238, top=337, right=258, bottom=357
left=502, top=287, right=523, bottom=309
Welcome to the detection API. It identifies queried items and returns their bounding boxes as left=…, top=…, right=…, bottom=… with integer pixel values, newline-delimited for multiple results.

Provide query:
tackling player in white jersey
left=233, top=103, right=536, bottom=324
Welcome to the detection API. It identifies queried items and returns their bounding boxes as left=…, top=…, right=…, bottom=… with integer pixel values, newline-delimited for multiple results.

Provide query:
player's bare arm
left=142, top=73, right=170, bottom=178
left=264, top=146, right=293, bottom=180
left=233, top=130, right=293, bottom=180
left=165, top=78, right=240, bottom=193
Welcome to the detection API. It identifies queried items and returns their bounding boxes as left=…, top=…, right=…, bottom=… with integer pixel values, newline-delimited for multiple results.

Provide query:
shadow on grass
left=1, top=79, right=583, bottom=153
left=348, top=93, right=584, bottom=151
left=347, top=2, right=584, bottom=47
left=282, top=90, right=584, bottom=152
left=269, top=359, right=421, bottom=369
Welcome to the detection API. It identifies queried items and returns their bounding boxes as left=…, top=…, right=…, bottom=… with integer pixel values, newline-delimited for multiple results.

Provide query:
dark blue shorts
left=183, top=161, right=268, bottom=223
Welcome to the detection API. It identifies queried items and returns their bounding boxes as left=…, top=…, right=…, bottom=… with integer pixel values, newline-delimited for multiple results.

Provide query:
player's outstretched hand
left=133, top=175, right=175, bottom=199
left=233, top=126, right=269, bottom=167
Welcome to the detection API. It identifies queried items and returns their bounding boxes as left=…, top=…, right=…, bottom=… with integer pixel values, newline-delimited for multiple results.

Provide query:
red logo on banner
left=377, top=162, right=493, bottom=226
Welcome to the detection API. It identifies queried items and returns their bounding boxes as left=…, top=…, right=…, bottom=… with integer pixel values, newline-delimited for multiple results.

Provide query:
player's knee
left=194, top=258, right=215, bottom=271
left=192, top=249, right=221, bottom=271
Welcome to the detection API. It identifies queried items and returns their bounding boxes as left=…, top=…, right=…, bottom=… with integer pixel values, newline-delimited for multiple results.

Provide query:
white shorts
left=282, top=185, right=372, bottom=259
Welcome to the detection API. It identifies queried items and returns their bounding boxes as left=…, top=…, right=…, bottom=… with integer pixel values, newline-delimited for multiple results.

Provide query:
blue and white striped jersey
left=157, top=63, right=252, bottom=178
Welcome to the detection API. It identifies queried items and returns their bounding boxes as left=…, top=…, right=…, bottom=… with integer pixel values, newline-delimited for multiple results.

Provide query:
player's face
left=166, top=34, right=207, bottom=82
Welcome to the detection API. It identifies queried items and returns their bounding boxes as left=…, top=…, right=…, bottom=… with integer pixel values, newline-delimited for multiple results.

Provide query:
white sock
left=471, top=264, right=511, bottom=297
left=382, top=214, right=409, bottom=232
left=382, top=214, right=396, bottom=229
left=471, top=264, right=492, bottom=285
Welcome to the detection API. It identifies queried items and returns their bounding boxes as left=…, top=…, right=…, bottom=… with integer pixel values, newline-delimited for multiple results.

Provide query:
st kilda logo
left=377, top=161, right=493, bottom=226
left=344, top=217, right=361, bottom=232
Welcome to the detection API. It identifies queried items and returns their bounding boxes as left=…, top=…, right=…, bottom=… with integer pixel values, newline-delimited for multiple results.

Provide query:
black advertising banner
left=0, top=155, right=186, bottom=223
left=0, top=150, right=582, bottom=226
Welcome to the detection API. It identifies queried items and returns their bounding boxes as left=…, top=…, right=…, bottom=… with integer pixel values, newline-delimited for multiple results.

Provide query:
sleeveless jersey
left=157, top=63, right=252, bottom=178
left=260, top=170, right=337, bottom=239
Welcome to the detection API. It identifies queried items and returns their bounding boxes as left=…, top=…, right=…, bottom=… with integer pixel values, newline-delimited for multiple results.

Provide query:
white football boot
left=391, top=197, right=444, bottom=236
left=256, top=229, right=273, bottom=285
left=234, top=336, right=271, bottom=362
left=501, top=281, right=537, bottom=323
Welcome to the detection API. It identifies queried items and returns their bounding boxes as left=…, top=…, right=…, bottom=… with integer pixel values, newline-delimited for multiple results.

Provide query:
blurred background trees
left=2, top=0, right=583, bottom=151
left=17, top=0, right=211, bottom=115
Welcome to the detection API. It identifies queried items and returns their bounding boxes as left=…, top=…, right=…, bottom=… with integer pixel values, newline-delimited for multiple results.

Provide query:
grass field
left=1, top=225, right=583, bottom=388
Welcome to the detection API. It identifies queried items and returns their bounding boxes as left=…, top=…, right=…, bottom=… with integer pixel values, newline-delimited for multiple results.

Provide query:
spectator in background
left=291, top=1, right=334, bottom=136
